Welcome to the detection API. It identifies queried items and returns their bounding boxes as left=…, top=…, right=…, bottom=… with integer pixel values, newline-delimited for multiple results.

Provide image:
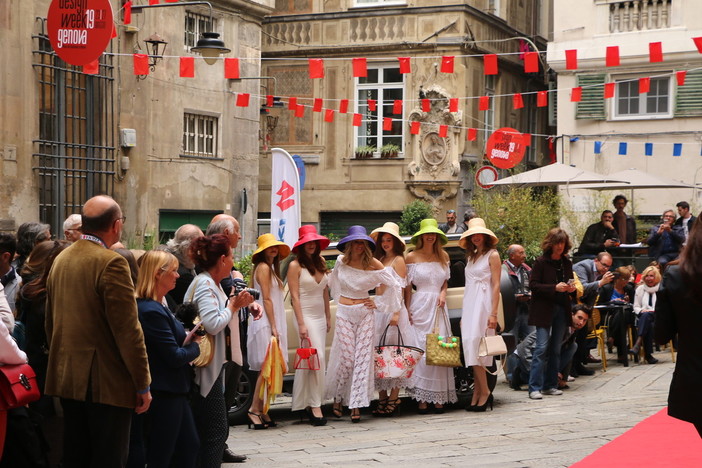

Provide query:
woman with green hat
left=405, top=219, right=457, bottom=413
left=247, top=233, right=290, bottom=429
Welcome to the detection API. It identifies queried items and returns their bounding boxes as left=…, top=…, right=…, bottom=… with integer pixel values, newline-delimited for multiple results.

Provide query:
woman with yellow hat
left=458, top=218, right=501, bottom=412
left=405, top=219, right=457, bottom=413
left=370, top=222, right=417, bottom=416
left=247, top=233, right=290, bottom=429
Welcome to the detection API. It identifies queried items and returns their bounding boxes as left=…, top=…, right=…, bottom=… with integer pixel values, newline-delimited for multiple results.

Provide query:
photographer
left=578, top=211, right=620, bottom=258
left=647, top=209, right=685, bottom=269
left=596, top=267, right=635, bottom=366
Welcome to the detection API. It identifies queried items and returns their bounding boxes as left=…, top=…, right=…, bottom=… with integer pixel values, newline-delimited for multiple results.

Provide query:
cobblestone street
left=225, top=348, right=675, bottom=467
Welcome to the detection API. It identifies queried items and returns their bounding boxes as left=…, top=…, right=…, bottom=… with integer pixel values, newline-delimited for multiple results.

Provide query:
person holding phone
left=647, top=209, right=685, bottom=269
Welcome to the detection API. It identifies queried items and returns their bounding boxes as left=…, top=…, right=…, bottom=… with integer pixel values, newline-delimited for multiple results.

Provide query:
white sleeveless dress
left=406, top=262, right=458, bottom=404
left=291, top=268, right=329, bottom=411
left=461, top=251, right=496, bottom=367
left=247, top=275, right=287, bottom=372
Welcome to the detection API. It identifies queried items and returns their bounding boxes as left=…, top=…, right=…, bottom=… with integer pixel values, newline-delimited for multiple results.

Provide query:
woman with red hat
left=287, top=225, right=331, bottom=426
left=325, top=225, right=401, bottom=423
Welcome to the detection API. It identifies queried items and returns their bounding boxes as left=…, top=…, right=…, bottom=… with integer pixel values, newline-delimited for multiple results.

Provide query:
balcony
left=609, top=0, right=672, bottom=33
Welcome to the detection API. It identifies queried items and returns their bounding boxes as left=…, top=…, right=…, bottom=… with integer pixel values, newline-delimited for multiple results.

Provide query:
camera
left=232, top=278, right=260, bottom=300
left=611, top=271, right=621, bottom=279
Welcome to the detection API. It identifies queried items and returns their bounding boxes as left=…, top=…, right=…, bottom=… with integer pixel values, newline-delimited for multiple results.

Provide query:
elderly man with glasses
left=439, top=209, right=465, bottom=234
left=647, top=209, right=685, bottom=268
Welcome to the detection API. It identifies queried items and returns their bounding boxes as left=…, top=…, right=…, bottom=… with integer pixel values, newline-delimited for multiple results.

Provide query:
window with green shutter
left=576, top=74, right=606, bottom=120
left=675, top=70, right=702, bottom=117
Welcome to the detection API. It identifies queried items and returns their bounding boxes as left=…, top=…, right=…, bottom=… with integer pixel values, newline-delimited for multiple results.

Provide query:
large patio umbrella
left=490, top=162, right=628, bottom=187
left=572, top=168, right=695, bottom=190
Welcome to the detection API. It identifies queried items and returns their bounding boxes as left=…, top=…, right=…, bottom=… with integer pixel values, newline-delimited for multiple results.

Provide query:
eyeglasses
left=446, top=210, right=456, bottom=214
left=115, top=216, right=127, bottom=224
left=600, top=263, right=612, bottom=268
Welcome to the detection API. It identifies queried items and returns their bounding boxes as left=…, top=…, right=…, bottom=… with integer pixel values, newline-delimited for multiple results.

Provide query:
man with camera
left=578, top=211, right=620, bottom=258
left=503, top=244, right=533, bottom=343
left=647, top=209, right=685, bottom=269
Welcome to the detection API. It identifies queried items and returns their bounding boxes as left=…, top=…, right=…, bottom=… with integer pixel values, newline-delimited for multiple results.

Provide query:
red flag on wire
left=604, top=82, right=615, bottom=99
left=180, top=57, right=195, bottom=78
left=677, top=70, right=687, bottom=86
left=367, top=99, right=377, bottom=112
left=571, top=87, right=582, bottom=102
left=133, top=53, right=148, bottom=75
left=537, top=90, right=548, bottom=107
left=313, top=98, right=323, bottom=112
left=383, top=118, right=393, bottom=131
left=440, top=56, right=454, bottom=73
left=224, top=58, right=240, bottom=79
left=649, top=42, right=663, bottom=63
left=352, top=58, right=367, bottom=78
left=483, top=54, right=498, bottom=75
left=524, top=51, right=539, bottom=73
left=421, top=99, right=431, bottom=112
left=513, top=93, right=524, bottom=109
left=410, top=121, right=420, bottom=135
left=266, top=95, right=274, bottom=107
left=236, top=93, right=250, bottom=107
left=439, top=125, right=448, bottom=138
left=479, top=96, right=490, bottom=111
left=398, top=57, right=411, bottom=74
left=308, top=59, right=324, bottom=79
left=339, top=99, right=349, bottom=114
left=288, top=97, right=297, bottom=110
left=295, top=105, right=305, bottom=118
left=392, top=100, right=402, bottom=115
left=693, top=37, right=702, bottom=53
left=124, top=1, right=132, bottom=25
left=606, top=46, right=620, bottom=66
left=352, top=113, right=362, bottom=126
left=449, top=98, right=458, bottom=112
left=83, top=60, right=99, bottom=75
left=324, top=109, right=334, bottom=122
left=565, top=49, right=577, bottom=70
left=639, top=77, right=650, bottom=94
left=467, top=128, right=477, bottom=141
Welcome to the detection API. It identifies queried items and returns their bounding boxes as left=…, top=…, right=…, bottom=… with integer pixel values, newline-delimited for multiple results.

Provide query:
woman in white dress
left=405, top=219, right=457, bottom=413
left=247, top=234, right=290, bottom=429
left=458, top=218, right=501, bottom=412
left=287, top=225, right=331, bottom=426
left=370, top=222, right=416, bottom=417
left=325, top=226, right=400, bottom=423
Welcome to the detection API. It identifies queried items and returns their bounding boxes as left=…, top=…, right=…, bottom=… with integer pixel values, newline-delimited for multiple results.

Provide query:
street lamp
left=131, top=1, right=231, bottom=65
left=144, top=33, right=168, bottom=70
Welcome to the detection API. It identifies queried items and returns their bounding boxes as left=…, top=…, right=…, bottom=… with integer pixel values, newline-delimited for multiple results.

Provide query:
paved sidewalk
left=226, top=348, right=676, bottom=467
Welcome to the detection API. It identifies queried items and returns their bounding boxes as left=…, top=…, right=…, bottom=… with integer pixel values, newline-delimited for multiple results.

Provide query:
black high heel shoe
left=381, top=398, right=401, bottom=417
left=247, top=411, right=267, bottom=430
left=350, top=408, right=361, bottom=423
left=305, top=407, right=327, bottom=426
left=261, top=413, right=277, bottom=428
left=332, top=401, right=343, bottom=418
left=472, top=394, right=494, bottom=413
left=372, top=397, right=388, bottom=417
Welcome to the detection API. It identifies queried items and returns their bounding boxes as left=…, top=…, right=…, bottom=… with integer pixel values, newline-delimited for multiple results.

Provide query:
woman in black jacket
left=655, top=213, right=702, bottom=437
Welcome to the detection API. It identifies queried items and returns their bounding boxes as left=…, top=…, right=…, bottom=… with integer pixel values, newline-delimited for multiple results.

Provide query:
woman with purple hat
left=325, top=225, right=401, bottom=423
left=405, top=219, right=457, bottom=413
left=287, top=225, right=331, bottom=426
left=247, top=234, right=290, bottom=429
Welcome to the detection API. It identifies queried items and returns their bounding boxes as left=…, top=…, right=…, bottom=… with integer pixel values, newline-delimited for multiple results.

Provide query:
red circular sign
left=485, top=127, right=527, bottom=169
left=47, top=0, right=114, bottom=66
left=475, top=165, right=498, bottom=189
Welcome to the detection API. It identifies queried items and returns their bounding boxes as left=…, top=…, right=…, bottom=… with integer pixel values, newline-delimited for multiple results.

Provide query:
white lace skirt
left=324, top=303, right=375, bottom=409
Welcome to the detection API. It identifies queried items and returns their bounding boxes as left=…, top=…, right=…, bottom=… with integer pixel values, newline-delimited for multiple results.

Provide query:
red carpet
left=572, top=408, right=701, bottom=467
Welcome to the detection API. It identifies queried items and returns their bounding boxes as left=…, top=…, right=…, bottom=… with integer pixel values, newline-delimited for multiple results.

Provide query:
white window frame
left=611, top=74, right=673, bottom=121
left=184, top=11, right=217, bottom=51
left=354, top=63, right=405, bottom=158
left=483, top=75, right=496, bottom=145
left=182, top=112, right=219, bottom=158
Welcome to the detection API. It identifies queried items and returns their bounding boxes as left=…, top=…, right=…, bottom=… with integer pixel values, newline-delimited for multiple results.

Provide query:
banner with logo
left=270, top=148, right=301, bottom=249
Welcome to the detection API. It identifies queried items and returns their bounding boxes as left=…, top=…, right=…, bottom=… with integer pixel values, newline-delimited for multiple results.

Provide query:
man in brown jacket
left=46, top=195, right=151, bottom=467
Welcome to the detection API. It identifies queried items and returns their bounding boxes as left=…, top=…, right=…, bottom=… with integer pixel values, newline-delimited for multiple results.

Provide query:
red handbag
left=0, top=363, right=41, bottom=410
left=293, top=338, right=320, bottom=370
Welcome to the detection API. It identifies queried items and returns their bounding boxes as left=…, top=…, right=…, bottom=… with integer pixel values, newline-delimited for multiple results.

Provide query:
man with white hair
left=63, top=213, right=82, bottom=242
left=165, top=223, right=204, bottom=305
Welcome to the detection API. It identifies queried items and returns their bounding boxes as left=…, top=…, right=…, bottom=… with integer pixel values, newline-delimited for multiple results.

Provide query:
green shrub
left=399, top=200, right=434, bottom=236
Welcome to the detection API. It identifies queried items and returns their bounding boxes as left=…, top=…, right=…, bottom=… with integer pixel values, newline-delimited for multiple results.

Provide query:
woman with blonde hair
left=288, top=226, right=331, bottom=426
left=325, top=226, right=400, bottom=423
left=134, top=250, right=202, bottom=467
left=459, top=218, right=501, bottom=412
left=247, top=234, right=291, bottom=429
left=629, top=265, right=662, bottom=364
left=406, top=219, right=457, bottom=413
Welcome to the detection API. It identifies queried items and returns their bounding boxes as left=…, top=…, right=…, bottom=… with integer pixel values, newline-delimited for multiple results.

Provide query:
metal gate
left=31, top=17, right=116, bottom=234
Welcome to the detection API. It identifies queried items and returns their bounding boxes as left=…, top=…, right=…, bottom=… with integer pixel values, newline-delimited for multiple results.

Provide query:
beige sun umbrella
left=490, top=162, right=629, bottom=187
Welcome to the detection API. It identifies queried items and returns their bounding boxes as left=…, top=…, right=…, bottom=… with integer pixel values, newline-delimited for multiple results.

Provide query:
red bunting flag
left=410, top=121, right=421, bottom=135
left=224, top=58, right=240, bottom=79
left=83, top=60, right=99, bottom=75
left=479, top=96, right=490, bottom=111
left=124, top=1, right=132, bottom=25
left=352, top=113, right=362, bottom=127
left=111, top=23, right=117, bottom=38
left=352, top=58, right=367, bottom=78
left=266, top=95, right=274, bottom=107
left=440, top=56, right=455, bottom=73
left=606, top=46, right=620, bottom=66
left=677, top=70, right=687, bottom=86
left=392, top=100, right=403, bottom=115
left=639, top=77, right=650, bottom=94
left=513, top=93, right=524, bottom=109
left=439, top=125, right=448, bottom=138
left=649, top=42, right=663, bottom=63
left=421, top=99, right=431, bottom=112
left=295, top=105, right=305, bottom=118
left=339, top=99, right=349, bottom=114
left=571, top=87, right=582, bottom=102
left=133, top=53, right=149, bottom=75
left=523, top=133, right=532, bottom=146
left=483, top=54, right=498, bottom=75
left=565, top=49, right=578, bottom=70
left=449, top=98, right=458, bottom=112
left=398, top=57, right=411, bottom=74
left=236, top=93, right=250, bottom=107
left=604, top=82, right=615, bottom=99
left=367, top=99, right=377, bottom=112
left=308, top=59, right=324, bottom=79
left=467, top=128, right=477, bottom=141
left=383, top=117, right=393, bottom=131
left=524, top=51, right=539, bottom=73
left=537, top=90, right=548, bottom=107
left=288, top=97, right=297, bottom=110
left=149, top=0, right=160, bottom=5
left=324, top=109, right=335, bottom=123
left=313, top=98, right=323, bottom=112
left=693, top=37, right=702, bottom=53
left=179, top=57, right=195, bottom=78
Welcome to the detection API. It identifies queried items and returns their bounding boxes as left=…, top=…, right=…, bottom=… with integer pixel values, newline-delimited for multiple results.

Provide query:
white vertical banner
left=270, top=147, right=301, bottom=248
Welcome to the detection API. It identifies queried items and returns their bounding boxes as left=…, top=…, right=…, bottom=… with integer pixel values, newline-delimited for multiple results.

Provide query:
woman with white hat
left=325, top=226, right=401, bottom=423
left=458, top=218, right=501, bottom=412
left=287, top=225, right=331, bottom=426
left=405, top=219, right=457, bottom=413
left=247, top=233, right=291, bottom=429
left=370, top=222, right=417, bottom=416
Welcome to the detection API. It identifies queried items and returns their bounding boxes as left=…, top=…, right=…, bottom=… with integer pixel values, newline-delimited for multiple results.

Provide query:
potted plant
left=380, top=143, right=401, bottom=159
left=354, top=145, right=376, bottom=159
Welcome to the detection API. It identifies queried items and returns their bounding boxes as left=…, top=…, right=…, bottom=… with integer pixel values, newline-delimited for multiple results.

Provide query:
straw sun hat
left=370, top=222, right=405, bottom=246
left=292, top=225, right=330, bottom=253
left=458, top=218, right=498, bottom=250
left=252, top=233, right=291, bottom=259
left=337, top=225, right=375, bottom=252
left=411, top=218, right=448, bottom=245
